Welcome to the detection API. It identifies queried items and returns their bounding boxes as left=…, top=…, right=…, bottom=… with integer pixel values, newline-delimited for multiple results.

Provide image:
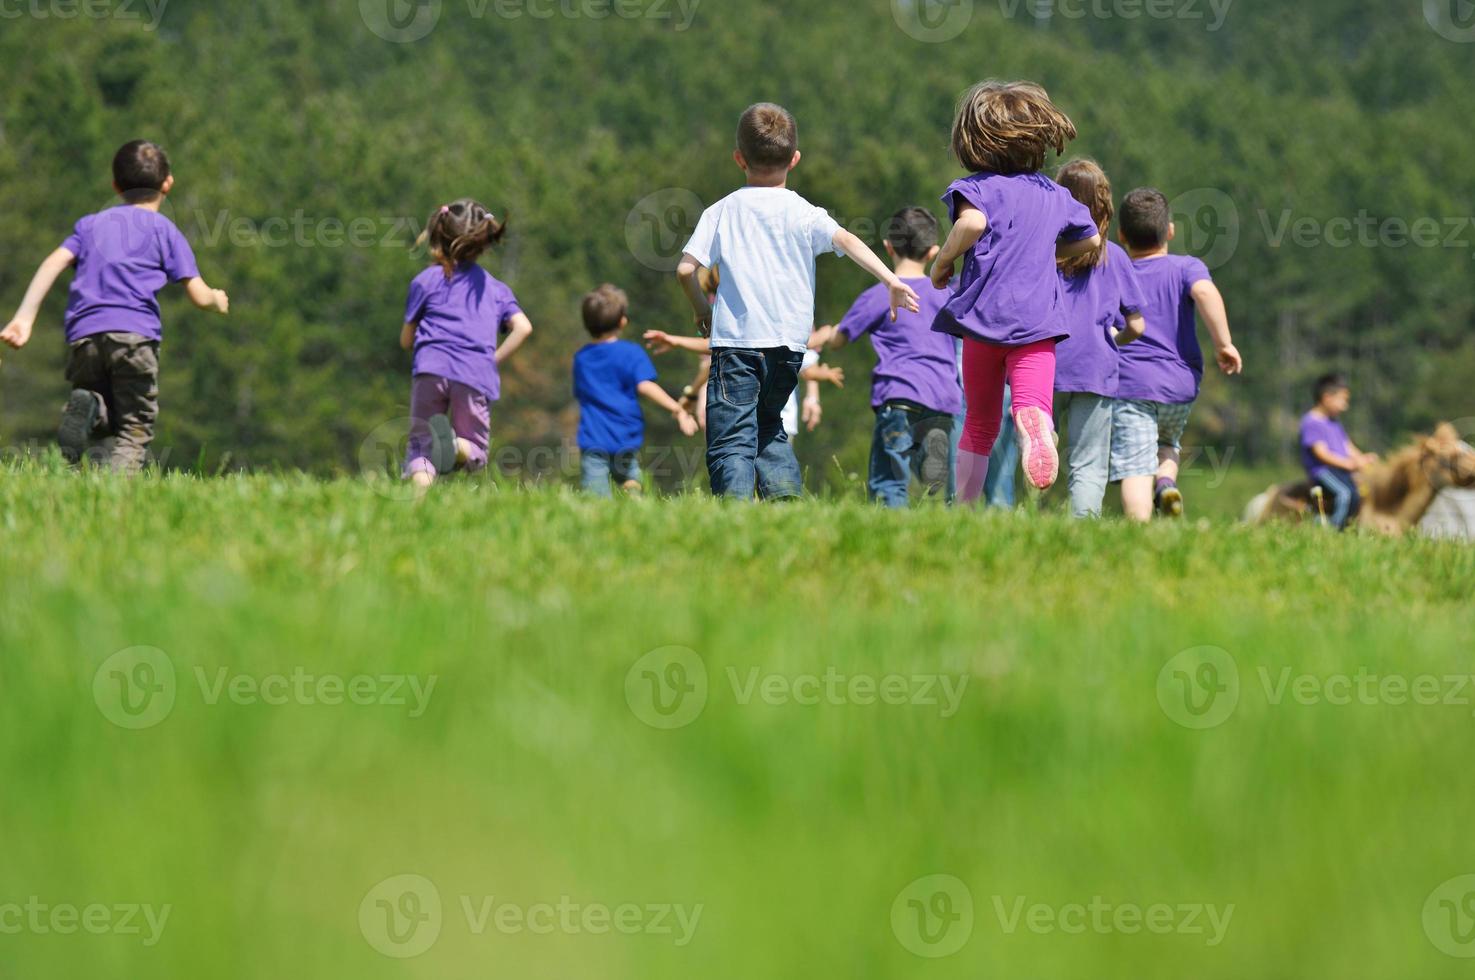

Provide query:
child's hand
left=1215, top=343, right=1242, bottom=375
left=0, top=318, right=33, bottom=349
left=802, top=394, right=823, bottom=431
left=675, top=407, right=698, bottom=437
left=213, top=289, right=230, bottom=315
left=929, top=259, right=955, bottom=291
left=643, top=330, right=674, bottom=355
left=888, top=278, right=921, bottom=322
left=808, top=325, right=836, bottom=350
left=816, top=365, right=844, bottom=389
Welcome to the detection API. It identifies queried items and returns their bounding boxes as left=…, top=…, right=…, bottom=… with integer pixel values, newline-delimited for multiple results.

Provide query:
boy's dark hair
left=418, top=198, right=507, bottom=279
left=1119, top=188, right=1172, bottom=250
left=112, top=140, right=171, bottom=203
left=582, top=283, right=629, bottom=337
left=736, top=103, right=798, bottom=173
left=884, top=207, right=939, bottom=260
left=1314, top=373, right=1349, bottom=403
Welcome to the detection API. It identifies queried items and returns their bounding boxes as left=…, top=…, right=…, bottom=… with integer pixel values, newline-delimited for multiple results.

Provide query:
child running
left=0, top=140, right=229, bottom=471
left=1111, top=187, right=1241, bottom=520
left=929, top=80, right=1101, bottom=500
left=1053, top=159, right=1147, bottom=518
left=401, top=198, right=532, bottom=490
left=1299, top=372, right=1377, bottom=529
left=809, top=206, right=961, bottom=507
left=574, top=283, right=697, bottom=497
left=676, top=102, right=919, bottom=500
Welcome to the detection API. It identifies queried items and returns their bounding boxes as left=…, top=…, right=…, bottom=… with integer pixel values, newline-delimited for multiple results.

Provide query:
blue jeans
left=1058, top=391, right=1112, bottom=518
left=705, top=347, right=805, bottom=500
left=869, top=402, right=955, bottom=508
left=581, top=449, right=641, bottom=497
left=1315, top=469, right=1360, bottom=529
left=949, top=383, right=1018, bottom=508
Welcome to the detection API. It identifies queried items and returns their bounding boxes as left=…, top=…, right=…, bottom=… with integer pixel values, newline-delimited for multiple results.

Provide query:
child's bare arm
left=1311, top=441, right=1363, bottom=472
left=183, top=276, right=229, bottom=314
left=834, top=229, right=920, bottom=322
left=643, top=330, right=711, bottom=355
left=1190, top=280, right=1241, bottom=374
left=801, top=363, right=844, bottom=388
left=1, top=247, right=76, bottom=348
left=1056, top=233, right=1102, bottom=259
left=400, top=321, right=417, bottom=351
left=637, top=380, right=698, bottom=436
left=808, top=325, right=848, bottom=351
left=930, top=204, right=987, bottom=291
left=495, top=312, right=533, bottom=365
left=675, top=254, right=713, bottom=337
left=1113, top=312, right=1146, bottom=347
left=801, top=379, right=823, bottom=431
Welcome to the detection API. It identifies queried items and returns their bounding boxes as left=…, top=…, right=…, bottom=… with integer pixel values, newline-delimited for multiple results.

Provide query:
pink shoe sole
left=1015, top=407, right=1058, bottom=490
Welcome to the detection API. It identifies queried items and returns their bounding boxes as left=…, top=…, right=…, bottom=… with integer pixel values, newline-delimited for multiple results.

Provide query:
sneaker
left=1156, top=481, right=1184, bottom=518
left=428, top=414, right=457, bottom=475
left=58, top=389, right=102, bottom=464
left=1014, top=406, right=1058, bottom=490
left=918, top=424, right=952, bottom=494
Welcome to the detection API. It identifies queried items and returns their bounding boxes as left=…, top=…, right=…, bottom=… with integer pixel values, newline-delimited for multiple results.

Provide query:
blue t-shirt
left=573, top=339, right=658, bottom=453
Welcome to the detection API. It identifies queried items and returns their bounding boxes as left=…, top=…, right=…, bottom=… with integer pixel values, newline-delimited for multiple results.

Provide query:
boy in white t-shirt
left=676, top=102, right=919, bottom=500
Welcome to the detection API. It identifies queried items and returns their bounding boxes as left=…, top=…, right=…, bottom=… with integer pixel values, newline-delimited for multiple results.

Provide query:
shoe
left=58, top=389, right=102, bottom=464
left=1156, top=482, right=1184, bottom=518
left=918, top=425, right=952, bottom=493
left=1014, top=406, right=1058, bottom=490
left=428, top=414, right=457, bottom=475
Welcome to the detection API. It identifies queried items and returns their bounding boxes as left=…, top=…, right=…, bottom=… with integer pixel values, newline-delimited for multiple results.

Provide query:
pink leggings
left=958, top=338, right=1057, bottom=457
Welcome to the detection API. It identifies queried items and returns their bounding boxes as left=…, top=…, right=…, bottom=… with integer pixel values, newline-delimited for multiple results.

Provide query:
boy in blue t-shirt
left=573, top=284, right=697, bottom=496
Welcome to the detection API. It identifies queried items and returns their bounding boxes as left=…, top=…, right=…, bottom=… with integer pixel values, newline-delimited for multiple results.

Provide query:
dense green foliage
left=2, top=0, right=1472, bottom=487
left=4, top=466, right=1475, bottom=977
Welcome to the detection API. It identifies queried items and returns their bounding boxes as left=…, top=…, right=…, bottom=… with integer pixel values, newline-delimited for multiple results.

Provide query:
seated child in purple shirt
left=810, top=206, right=962, bottom=508
left=573, top=284, right=697, bottom=498
left=1110, top=187, right=1242, bottom=521
left=400, top=198, right=533, bottom=491
left=1, top=140, right=229, bottom=472
left=1299, top=372, right=1377, bottom=529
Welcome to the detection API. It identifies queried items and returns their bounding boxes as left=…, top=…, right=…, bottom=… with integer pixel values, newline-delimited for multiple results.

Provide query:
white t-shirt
left=683, top=186, right=842, bottom=352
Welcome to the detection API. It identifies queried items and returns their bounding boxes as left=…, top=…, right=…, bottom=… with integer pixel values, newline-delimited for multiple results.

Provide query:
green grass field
left=3, top=462, right=1475, bottom=978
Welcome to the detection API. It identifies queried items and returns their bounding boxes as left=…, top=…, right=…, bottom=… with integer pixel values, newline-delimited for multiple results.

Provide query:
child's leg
left=911, top=411, right=953, bottom=499
left=983, top=384, right=1018, bottom=508
left=102, top=333, right=160, bottom=474
left=612, top=451, right=643, bottom=493
left=580, top=450, right=614, bottom=497
left=753, top=348, right=804, bottom=500
left=957, top=340, right=1008, bottom=504
left=1003, top=339, right=1058, bottom=491
left=1152, top=401, right=1193, bottom=516
left=1110, top=399, right=1159, bottom=522
left=1065, top=392, right=1113, bottom=518
left=446, top=382, right=491, bottom=473
left=868, top=405, right=913, bottom=508
left=1315, top=471, right=1358, bottom=530
left=60, top=339, right=109, bottom=465
left=705, top=348, right=762, bottom=500
left=404, top=374, right=451, bottom=482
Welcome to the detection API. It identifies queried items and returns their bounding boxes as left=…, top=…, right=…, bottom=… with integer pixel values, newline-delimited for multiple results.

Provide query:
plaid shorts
left=1110, top=398, right=1194, bottom=480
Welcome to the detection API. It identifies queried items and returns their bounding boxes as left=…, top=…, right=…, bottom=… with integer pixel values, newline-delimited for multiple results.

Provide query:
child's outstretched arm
left=833, top=229, right=919, bottom=322
left=495, top=312, right=533, bottom=365
left=930, top=204, right=987, bottom=292
left=1, top=246, right=76, bottom=349
left=1113, top=312, right=1146, bottom=347
left=637, top=381, right=699, bottom=437
left=800, top=362, right=844, bottom=389
left=807, top=324, right=848, bottom=351
left=1189, top=280, right=1241, bottom=374
left=675, top=254, right=713, bottom=337
left=643, top=330, right=711, bottom=356
left=183, top=276, right=230, bottom=315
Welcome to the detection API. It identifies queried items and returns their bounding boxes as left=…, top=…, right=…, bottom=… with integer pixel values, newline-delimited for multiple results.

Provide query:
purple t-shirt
left=1300, top=411, right=1351, bottom=483
left=931, top=172, right=1097, bottom=347
left=1115, top=254, right=1212, bottom=404
left=61, top=206, right=200, bottom=344
left=405, top=263, right=522, bottom=402
left=1055, top=241, right=1146, bottom=397
left=837, top=277, right=962, bottom=414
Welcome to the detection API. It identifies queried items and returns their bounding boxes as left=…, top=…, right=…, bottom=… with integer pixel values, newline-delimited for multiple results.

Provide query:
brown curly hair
left=950, top=80, right=1078, bottom=175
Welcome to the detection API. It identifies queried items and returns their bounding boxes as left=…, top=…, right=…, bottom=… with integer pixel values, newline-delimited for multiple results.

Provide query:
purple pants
left=404, top=373, right=491, bottom=477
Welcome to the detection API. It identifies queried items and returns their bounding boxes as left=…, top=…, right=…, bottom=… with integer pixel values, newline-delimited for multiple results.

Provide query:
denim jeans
left=869, top=402, right=955, bottom=508
left=1057, top=391, right=1113, bottom=518
left=705, top=347, right=805, bottom=500
left=949, top=383, right=1018, bottom=507
left=1315, top=469, right=1360, bottom=529
left=581, top=449, right=641, bottom=498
